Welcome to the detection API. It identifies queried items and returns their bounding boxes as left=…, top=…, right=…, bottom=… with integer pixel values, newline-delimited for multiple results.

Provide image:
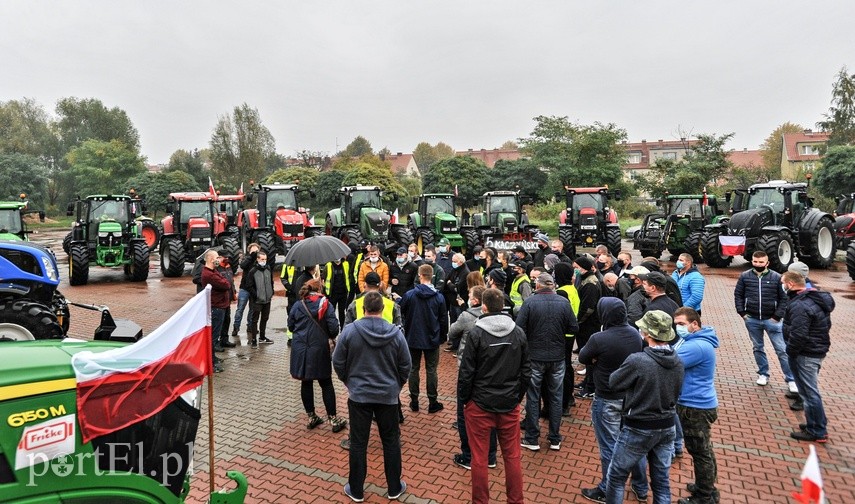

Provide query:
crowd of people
left=195, top=233, right=834, bottom=504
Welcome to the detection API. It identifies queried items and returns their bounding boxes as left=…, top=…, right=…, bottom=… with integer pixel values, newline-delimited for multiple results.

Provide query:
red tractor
left=158, top=192, right=240, bottom=277
left=557, top=186, right=622, bottom=257
left=238, top=183, right=322, bottom=256
left=217, top=192, right=246, bottom=236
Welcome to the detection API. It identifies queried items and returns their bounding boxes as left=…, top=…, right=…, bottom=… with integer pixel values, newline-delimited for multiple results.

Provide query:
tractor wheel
left=847, top=241, right=855, bottom=281
left=221, top=236, right=241, bottom=274
left=128, top=241, right=150, bottom=282
left=256, top=231, right=276, bottom=257
left=341, top=227, right=365, bottom=246
left=161, top=237, right=186, bottom=278
left=462, top=228, right=481, bottom=257
left=227, top=225, right=240, bottom=237
left=392, top=226, right=414, bottom=248
left=139, top=221, right=161, bottom=252
left=305, top=227, right=322, bottom=238
left=684, top=231, right=702, bottom=263
left=758, top=231, right=795, bottom=273
left=801, top=214, right=836, bottom=269
left=241, top=225, right=252, bottom=251
left=700, top=230, right=732, bottom=268
left=69, top=243, right=90, bottom=286
left=62, top=232, right=72, bottom=255
left=558, top=227, right=573, bottom=256
left=0, top=300, right=63, bottom=341
left=415, top=228, right=434, bottom=254
left=52, top=290, right=70, bottom=335
left=606, top=227, right=622, bottom=256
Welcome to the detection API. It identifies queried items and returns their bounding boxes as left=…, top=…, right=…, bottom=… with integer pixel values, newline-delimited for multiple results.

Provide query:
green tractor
left=633, top=191, right=727, bottom=262
left=324, top=185, right=413, bottom=255
left=0, top=195, right=45, bottom=241
left=407, top=193, right=478, bottom=254
left=467, top=191, right=539, bottom=251
left=64, top=195, right=150, bottom=286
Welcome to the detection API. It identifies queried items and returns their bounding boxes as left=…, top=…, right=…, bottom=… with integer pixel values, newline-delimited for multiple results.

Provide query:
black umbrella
left=282, top=235, right=350, bottom=268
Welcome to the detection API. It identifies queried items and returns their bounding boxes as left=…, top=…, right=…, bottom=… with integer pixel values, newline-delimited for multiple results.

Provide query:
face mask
left=468, top=299, right=478, bottom=308
left=438, top=246, right=447, bottom=254
left=753, top=265, right=766, bottom=273
left=574, top=268, right=582, bottom=277
left=782, top=284, right=789, bottom=294
left=473, top=256, right=480, bottom=262
left=675, top=325, right=690, bottom=338
left=538, top=243, right=547, bottom=249
left=551, top=249, right=560, bottom=255
left=257, top=261, right=267, bottom=267
left=396, top=257, right=406, bottom=266
left=617, top=259, right=626, bottom=268
left=675, top=260, right=685, bottom=270
left=369, top=257, right=379, bottom=263
left=452, top=262, right=460, bottom=269
left=530, top=280, right=537, bottom=290
left=424, top=257, right=434, bottom=264
left=408, top=251, right=415, bottom=259
left=596, top=262, right=605, bottom=270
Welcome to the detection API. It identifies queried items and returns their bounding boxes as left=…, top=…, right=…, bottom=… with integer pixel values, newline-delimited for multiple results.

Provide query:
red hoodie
left=202, top=266, right=231, bottom=309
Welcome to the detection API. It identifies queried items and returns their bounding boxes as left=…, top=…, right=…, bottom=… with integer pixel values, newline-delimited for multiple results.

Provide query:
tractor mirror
left=554, top=191, right=563, bottom=200
left=66, top=202, right=74, bottom=216
left=166, top=203, right=174, bottom=214
left=725, top=191, right=732, bottom=203
left=798, top=192, right=808, bottom=202
left=220, top=203, right=227, bottom=211
left=613, top=189, right=622, bottom=201
left=38, top=211, right=45, bottom=222
left=309, top=190, right=316, bottom=198
left=140, top=202, right=148, bottom=213
left=246, top=193, right=254, bottom=202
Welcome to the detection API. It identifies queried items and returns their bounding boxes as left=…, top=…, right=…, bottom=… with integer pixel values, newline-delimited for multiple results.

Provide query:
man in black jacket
left=459, top=288, right=531, bottom=504
left=734, top=251, right=795, bottom=391
left=516, top=273, right=579, bottom=451
left=244, top=250, right=275, bottom=348
left=443, top=253, right=470, bottom=324
left=574, top=255, right=602, bottom=398
left=390, top=247, right=418, bottom=298
left=232, top=243, right=260, bottom=341
left=781, top=271, right=834, bottom=443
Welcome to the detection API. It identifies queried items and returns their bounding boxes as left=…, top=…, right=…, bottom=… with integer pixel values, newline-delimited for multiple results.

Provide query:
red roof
left=783, top=131, right=830, bottom=162
left=384, top=152, right=417, bottom=174
left=728, top=149, right=763, bottom=168
left=457, top=148, right=521, bottom=168
left=621, top=139, right=699, bottom=169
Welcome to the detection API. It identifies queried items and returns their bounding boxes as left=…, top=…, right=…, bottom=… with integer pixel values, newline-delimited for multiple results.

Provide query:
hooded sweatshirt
left=333, top=316, right=412, bottom=405
left=458, top=313, right=531, bottom=413
left=674, top=326, right=719, bottom=409
left=609, top=346, right=684, bottom=430
left=399, top=282, right=448, bottom=350
left=578, top=298, right=643, bottom=400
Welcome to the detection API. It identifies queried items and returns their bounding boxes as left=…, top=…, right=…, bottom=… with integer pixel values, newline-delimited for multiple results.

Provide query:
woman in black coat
left=288, top=278, right=346, bottom=432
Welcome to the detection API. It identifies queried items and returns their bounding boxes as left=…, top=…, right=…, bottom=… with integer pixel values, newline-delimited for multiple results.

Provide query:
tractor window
left=90, top=200, right=129, bottom=225
left=571, top=194, right=603, bottom=212
left=426, top=198, right=454, bottom=215
left=351, top=190, right=381, bottom=209
left=488, top=196, right=517, bottom=214
left=0, top=209, right=22, bottom=234
left=746, top=188, right=785, bottom=212
left=669, top=199, right=695, bottom=215
left=265, top=191, right=297, bottom=213
left=179, top=201, right=212, bottom=223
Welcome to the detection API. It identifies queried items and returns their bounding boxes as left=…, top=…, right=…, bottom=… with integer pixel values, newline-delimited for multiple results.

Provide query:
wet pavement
left=29, top=228, right=855, bottom=503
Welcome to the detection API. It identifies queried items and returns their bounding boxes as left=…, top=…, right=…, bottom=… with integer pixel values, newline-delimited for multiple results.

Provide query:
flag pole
left=208, top=374, right=215, bottom=496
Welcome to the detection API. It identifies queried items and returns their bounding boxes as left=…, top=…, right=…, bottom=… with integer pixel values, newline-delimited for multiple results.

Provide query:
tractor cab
left=66, top=196, right=141, bottom=264
left=240, top=184, right=318, bottom=256
left=343, top=187, right=383, bottom=225
left=557, top=187, right=621, bottom=256
left=477, top=192, right=522, bottom=232
left=217, top=193, right=246, bottom=230
left=0, top=195, right=45, bottom=241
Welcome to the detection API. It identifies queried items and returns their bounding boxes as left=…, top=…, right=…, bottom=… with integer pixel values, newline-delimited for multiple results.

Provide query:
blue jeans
left=790, top=355, right=827, bottom=437
left=591, top=397, right=648, bottom=495
left=745, top=317, right=793, bottom=381
left=523, top=360, right=565, bottom=445
left=606, top=425, right=675, bottom=504
left=232, top=289, right=254, bottom=331
left=674, top=412, right=683, bottom=455
left=211, top=307, right=225, bottom=365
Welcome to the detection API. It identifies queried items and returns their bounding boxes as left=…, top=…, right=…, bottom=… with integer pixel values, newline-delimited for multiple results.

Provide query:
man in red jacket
left=201, top=249, right=230, bottom=373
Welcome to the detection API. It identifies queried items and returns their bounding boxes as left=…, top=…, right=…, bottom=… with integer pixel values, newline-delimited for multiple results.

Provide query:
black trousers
left=300, top=378, right=337, bottom=416
left=348, top=399, right=403, bottom=499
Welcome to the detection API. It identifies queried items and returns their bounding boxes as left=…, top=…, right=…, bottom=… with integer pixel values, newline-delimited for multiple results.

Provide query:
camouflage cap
left=636, top=310, right=675, bottom=342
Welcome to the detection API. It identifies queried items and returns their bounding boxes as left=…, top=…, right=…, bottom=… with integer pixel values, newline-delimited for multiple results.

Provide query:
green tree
left=0, top=153, right=49, bottom=208
left=760, top=122, right=804, bottom=178
left=54, top=97, right=140, bottom=157
left=412, top=141, right=455, bottom=175
left=491, top=158, right=548, bottom=202
left=64, top=139, right=147, bottom=197
left=500, top=140, right=518, bottom=150
left=342, top=162, right=407, bottom=201
left=814, top=145, right=855, bottom=197
left=209, top=103, right=275, bottom=190
left=342, top=136, right=373, bottom=157
left=638, top=133, right=734, bottom=200
left=166, top=149, right=207, bottom=189
left=518, top=116, right=627, bottom=197
left=264, top=167, right=319, bottom=189
left=396, top=173, right=422, bottom=213
left=423, top=156, right=489, bottom=208
left=314, top=169, right=347, bottom=210
left=0, top=98, right=54, bottom=158
left=125, top=170, right=200, bottom=218
left=818, top=67, right=855, bottom=147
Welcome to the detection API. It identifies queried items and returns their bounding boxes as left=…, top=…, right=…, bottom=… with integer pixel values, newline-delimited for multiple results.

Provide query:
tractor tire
left=69, top=243, right=90, bottom=286
left=0, top=300, right=63, bottom=341
left=801, top=214, right=836, bottom=269
left=342, top=227, right=365, bottom=246
left=758, top=231, right=795, bottom=273
left=606, top=227, right=622, bottom=256
left=462, top=228, right=481, bottom=257
left=305, top=227, right=322, bottom=238
left=700, top=230, right=733, bottom=268
left=241, top=225, right=252, bottom=251
left=415, top=228, right=434, bottom=254
left=221, top=236, right=241, bottom=274
left=392, top=227, right=414, bottom=249
left=62, top=232, right=72, bottom=255
left=847, top=241, right=855, bottom=281
left=256, top=231, right=276, bottom=257
left=558, top=227, right=573, bottom=256
left=226, top=225, right=240, bottom=237
left=128, top=241, right=150, bottom=282
left=684, top=231, right=702, bottom=263
left=161, top=237, right=186, bottom=278
left=139, top=221, right=161, bottom=252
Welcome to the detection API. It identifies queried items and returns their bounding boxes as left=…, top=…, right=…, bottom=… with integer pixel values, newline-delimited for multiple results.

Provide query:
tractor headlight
left=42, top=257, right=58, bottom=281
left=99, top=232, right=109, bottom=238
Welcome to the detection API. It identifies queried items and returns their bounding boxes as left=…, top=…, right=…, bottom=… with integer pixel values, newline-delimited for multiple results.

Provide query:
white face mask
left=257, top=261, right=267, bottom=267
left=408, top=251, right=415, bottom=259
left=468, top=299, right=478, bottom=308
left=369, top=256, right=379, bottom=263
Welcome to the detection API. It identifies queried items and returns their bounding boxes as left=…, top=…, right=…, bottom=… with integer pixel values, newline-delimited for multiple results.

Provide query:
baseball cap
left=438, top=237, right=450, bottom=246
left=639, top=271, right=668, bottom=288
left=636, top=310, right=675, bottom=342
left=788, top=261, right=809, bottom=278
left=513, top=244, right=526, bottom=254
left=535, top=233, right=549, bottom=244
left=365, top=272, right=382, bottom=286
left=487, top=269, right=507, bottom=285
left=396, top=247, right=407, bottom=255
left=625, top=265, right=650, bottom=277
left=536, top=273, right=555, bottom=287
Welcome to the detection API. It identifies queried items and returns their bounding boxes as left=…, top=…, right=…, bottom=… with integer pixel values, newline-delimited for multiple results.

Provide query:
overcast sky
left=2, top=1, right=854, bottom=165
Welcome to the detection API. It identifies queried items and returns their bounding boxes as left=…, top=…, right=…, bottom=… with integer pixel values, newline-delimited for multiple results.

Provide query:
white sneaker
left=576, top=366, right=587, bottom=376
left=521, top=441, right=540, bottom=451
left=788, top=381, right=799, bottom=394
left=756, top=374, right=769, bottom=386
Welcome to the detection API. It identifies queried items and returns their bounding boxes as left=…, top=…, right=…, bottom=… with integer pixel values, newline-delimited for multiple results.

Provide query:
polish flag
left=238, top=182, right=244, bottom=196
left=208, top=176, right=217, bottom=198
left=702, top=187, right=708, bottom=207
left=309, top=216, right=315, bottom=226
left=792, top=445, right=825, bottom=503
left=391, top=208, right=399, bottom=224
left=454, top=184, right=459, bottom=197
left=718, top=235, right=746, bottom=256
left=71, top=288, right=213, bottom=443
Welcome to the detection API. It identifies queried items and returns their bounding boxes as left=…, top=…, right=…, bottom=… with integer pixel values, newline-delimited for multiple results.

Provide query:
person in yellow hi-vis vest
left=323, top=255, right=352, bottom=329
left=508, top=261, right=532, bottom=316
left=554, top=262, right=581, bottom=411
left=343, top=272, right=401, bottom=327
left=280, top=262, right=298, bottom=345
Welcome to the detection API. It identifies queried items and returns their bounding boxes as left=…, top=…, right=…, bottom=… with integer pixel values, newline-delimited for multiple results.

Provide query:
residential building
left=781, top=130, right=830, bottom=180
left=381, top=152, right=420, bottom=177
left=621, top=139, right=698, bottom=183
left=457, top=148, right=521, bottom=168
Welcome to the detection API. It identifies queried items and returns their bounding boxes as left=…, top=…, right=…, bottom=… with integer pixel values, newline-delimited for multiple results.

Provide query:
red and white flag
left=391, top=208, right=399, bottom=224
left=238, top=182, right=244, bottom=196
left=71, top=288, right=213, bottom=443
left=454, top=184, right=459, bottom=197
left=309, top=216, right=315, bottom=226
left=719, top=235, right=746, bottom=256
left=792, top=445, right=825, bottom=503
left=208, top=176, right=217, bottom=197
